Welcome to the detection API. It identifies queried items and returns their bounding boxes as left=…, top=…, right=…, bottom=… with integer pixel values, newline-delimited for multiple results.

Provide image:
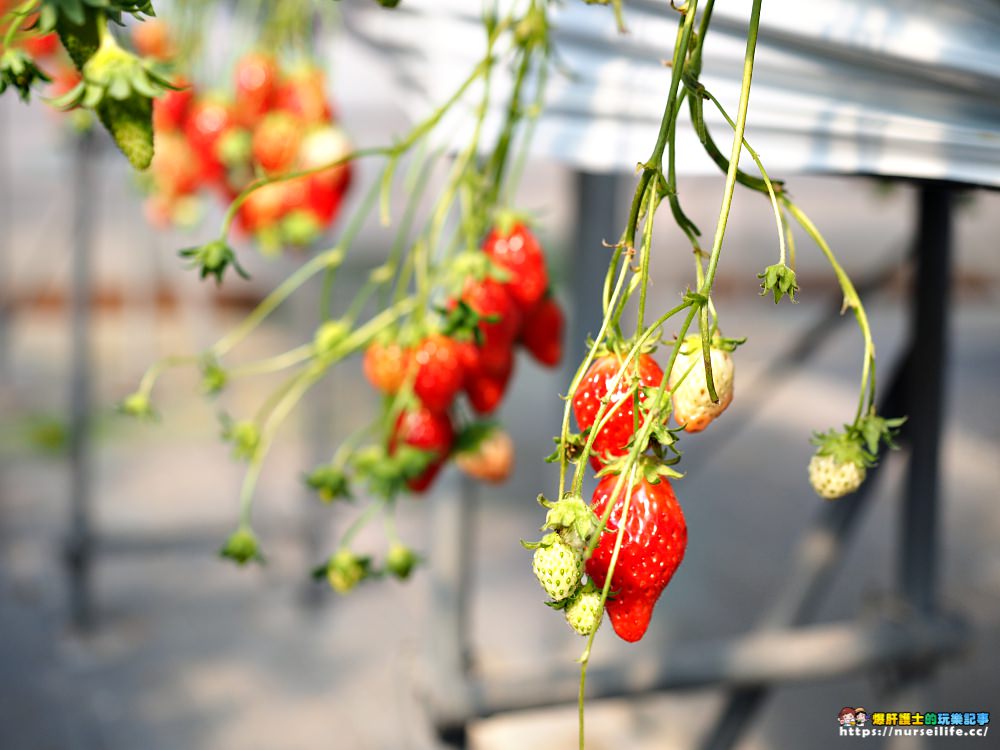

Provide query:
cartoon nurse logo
left=838, top=707, right=857, bottom=726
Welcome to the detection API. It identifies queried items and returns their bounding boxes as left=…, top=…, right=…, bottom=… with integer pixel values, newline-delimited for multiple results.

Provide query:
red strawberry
left=483, top=222, right=548, bottom=312
left=465, top=345, right=514, bottom=415
left=237, top=182, right=288, bottom=233
left=412, top=334, right=465, bottom=413
left=572, top=352, right=665, bottom=470
left=274, top=65, right=332, bottom=125
left=153, top=83, right=194, bottom=132
left=586, top=473, right=687, bottom=642
left=234, top=51, right=278, bottom=127
left=23, top=32, right=59, bottom=59
left=184, top=97, right=234, bottom=183
left=457, top=276, right=521, bottom=375
left=519, top=295, right=564, bottom=367
left=390, top=406, right=454, bottom=493
left=363, top=340, right=411, bottom=394
left=252, top=111, right=303, bottom=174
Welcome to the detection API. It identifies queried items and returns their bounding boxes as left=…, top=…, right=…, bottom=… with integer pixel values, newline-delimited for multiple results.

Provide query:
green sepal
left=304, top=464, right=352, bottom=503
left=219, top=527, right=263, bottom=566
left=0, top=49, right=53, bottom=102
left=179, top=240, right=250, bottom=284
left=757, top=263, right=799, bottom=304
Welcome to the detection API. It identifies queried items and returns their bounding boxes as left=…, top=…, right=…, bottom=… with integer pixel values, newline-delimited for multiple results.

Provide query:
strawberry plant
left=1, top=0, right=909, bottom=743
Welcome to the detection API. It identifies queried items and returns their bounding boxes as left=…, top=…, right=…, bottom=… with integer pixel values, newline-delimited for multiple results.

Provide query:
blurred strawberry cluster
left=142, top=21, right=352, bottom=251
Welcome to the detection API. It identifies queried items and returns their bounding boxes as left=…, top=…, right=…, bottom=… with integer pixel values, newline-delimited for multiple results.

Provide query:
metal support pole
left=65, top=128, right=98, bottom=631
left=427, top=476, right=475, bottom=749
left=900, top=184, right=952, bottom=618
left=569, top=172, right=619, bottom=368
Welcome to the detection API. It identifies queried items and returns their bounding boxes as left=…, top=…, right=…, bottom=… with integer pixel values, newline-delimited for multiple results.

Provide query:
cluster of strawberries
left=363, top=221, right=564, bottom=493
left=530, top=335, right=737, bottom=643
left=145, top=44, right=352, bottom=250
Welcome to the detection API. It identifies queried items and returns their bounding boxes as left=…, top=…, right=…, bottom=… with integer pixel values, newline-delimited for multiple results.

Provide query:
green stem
left=212, top=248, right=343, bottom=357
left=226, top=343, right=315, bottom=379
left=782, top=199, right=876, bottom=421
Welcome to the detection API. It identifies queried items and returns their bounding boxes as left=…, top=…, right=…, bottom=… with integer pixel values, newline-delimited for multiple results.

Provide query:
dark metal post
left=427, top=476, right=475, bottom=749
left=900, top=184, right=952, bottom=617
left=569, top=172, right=618, bottom=368
left=65, top=128, right=98, bottom=631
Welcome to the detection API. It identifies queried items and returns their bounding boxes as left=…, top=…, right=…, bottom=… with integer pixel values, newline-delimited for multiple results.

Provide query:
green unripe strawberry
left=529, top=532, right=583, bottom=601
left=564, top=583, right=603, bottom=636
left=97, top=93, right=154, bottom=169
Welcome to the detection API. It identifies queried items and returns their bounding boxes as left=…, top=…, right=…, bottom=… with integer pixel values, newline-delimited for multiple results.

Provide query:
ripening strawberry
left=252, top=111, right=303, bottom=174
left=132, top=18, right=175, bottom=61
left=586, top=472, right=687, bottom=642
left=363, top=340, right=411, bottom=394
left=455, top=428, right=514, bottom=484
left=390, top=406, right=454, bottom=493
left=483, top=221, right=548, bottom=312
left=519, top=294, right=563, bottom=367
left=807, top=428, right=871, bottom=500
left=234, top=51, right=278, bottom=126
left=530, top=533, right=583, bottom=602
left=572, top=352, right=665, bottom=470
left=667, top=335, right=734, bottom=433
left=412, top=334, right=465, bottom=413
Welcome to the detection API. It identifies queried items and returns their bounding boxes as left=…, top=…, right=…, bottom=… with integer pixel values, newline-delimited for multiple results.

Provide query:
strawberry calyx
left=50, top=31, right=175, bottom=111
left=385, top=543, right=421, bottom=580
left=453, top=420, right=500, bottom=456
left=220, top=526, right=263, bottom=566
left=179, top=239, right=250, bottom=284
left=758, top=262, right=799, bottom=304
left=537, top=493, right=598, bottom=552
left=304, top=464, right=352, bottom=502
left=813, top=412, right=906, bottom=469
left=490, top=208, right=535, bottom=238
left=0, top=48, right=52, bottom=101
left=316, top=548, right=372, bottom=593
left=596, top=454, right=683, bottom=484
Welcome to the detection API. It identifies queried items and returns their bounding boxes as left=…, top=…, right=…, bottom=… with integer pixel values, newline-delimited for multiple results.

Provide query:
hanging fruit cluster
left=361, top=218, right=563, bottom=495
left=145, top=44, right=353, bottom=252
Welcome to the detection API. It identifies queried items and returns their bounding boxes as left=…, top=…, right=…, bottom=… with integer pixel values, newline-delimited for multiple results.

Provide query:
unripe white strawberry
left=564, top=584, right=603, bottom=636
left=668, top=335, right=735, bottom=433
left=808, top=454, right=866, bottom=499
left=530, top=533, right=583, bottom=601
left=807, top=425, right=879, bottom=500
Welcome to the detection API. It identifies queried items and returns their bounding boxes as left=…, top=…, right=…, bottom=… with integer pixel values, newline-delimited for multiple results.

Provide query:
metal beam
left=429, top=614, right=967, bottom=731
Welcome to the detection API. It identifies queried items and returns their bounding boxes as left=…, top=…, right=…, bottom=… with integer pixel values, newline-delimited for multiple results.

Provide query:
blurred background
left=1, top=2, right=998, bottom=749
